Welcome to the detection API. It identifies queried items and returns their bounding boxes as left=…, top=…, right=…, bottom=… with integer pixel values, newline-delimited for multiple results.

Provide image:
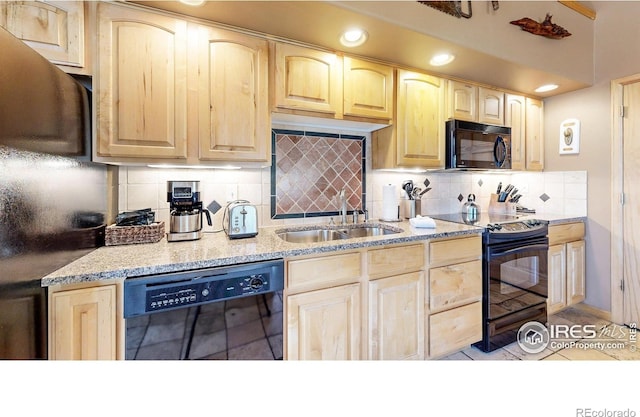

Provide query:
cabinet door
left=478, top=87, right=504, bottom=125
left=548, top=244, right=567, bottom=314
left=525, top=97, right=544, bottom=171
left=567, top=240, right=586, bottom=306
left=343, top=57, right=393, bottom=120
left=368, top=271, right=424, bottom=360
left=396, top=70, right=445, bottom=168
left=196, top=25, right=269, bottom=162
left=49, top=285, right=117, bottom=360
left=273, top=43, right=342, bottom=116
left=96, top=3, right=188, bottom=159
left=286, top=283, right=361, bottom=360
left=505, top=94, right=526, bottom=170
left=0, top=1, right=84, bottom=68
left=447, top=80, right=476, bottom=122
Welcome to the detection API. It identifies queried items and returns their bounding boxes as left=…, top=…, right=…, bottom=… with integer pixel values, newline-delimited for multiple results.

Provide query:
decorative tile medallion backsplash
left=271, top=129, right=365, bottom=219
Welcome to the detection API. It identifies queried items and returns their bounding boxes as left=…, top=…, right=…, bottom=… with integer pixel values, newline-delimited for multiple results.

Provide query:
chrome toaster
left=225, top=201, right=258, bottom=239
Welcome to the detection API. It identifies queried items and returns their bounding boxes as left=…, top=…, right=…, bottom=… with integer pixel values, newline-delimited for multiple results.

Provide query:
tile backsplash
left=272, top=129, right=365, bottom=219
left=368, top=170, right=587, bottom=220
left=117, top=128, right=587, bottom=231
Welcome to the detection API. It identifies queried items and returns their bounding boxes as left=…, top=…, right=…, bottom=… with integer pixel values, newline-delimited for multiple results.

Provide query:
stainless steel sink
left=276, top=229, right=349, bottom=243
left=276, top=224, right=402, bottom=243
left=342, top=226, right=397, bottom=238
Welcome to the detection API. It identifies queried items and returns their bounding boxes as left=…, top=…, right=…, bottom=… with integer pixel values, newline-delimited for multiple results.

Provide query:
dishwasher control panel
left=124, top=260, right=284, bottom=317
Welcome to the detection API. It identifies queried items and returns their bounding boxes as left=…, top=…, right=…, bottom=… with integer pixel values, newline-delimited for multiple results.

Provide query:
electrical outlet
left=225, top=184, right=237, bottom=202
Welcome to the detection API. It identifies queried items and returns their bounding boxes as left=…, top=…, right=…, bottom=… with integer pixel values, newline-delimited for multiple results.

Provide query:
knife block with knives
left=489, top=193, right=517, bottom=215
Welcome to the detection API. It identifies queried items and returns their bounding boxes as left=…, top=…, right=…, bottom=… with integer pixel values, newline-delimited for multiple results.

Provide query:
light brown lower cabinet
left=429, top=302, right=482, bottom=358
left=48, top=281, right=123, bottom=360
left=368, top=271, right=425, bottom=360
left=426, top=236, right=483, bottom=358
left=547, top=222, right=586, bottom=315
left=286, top=283, right=361, bottom=360
left=284, top=236, right=483, bottom=360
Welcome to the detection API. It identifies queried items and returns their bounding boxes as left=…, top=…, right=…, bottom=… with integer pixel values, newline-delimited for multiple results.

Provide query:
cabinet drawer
left=549, top=222, right=585, bottom=245
left=429, top=260, right=482, bottom=311
left=368, top=244, right=424, bottom=279
left=429, top=236, right=481, bottom=266
left=429, top=301, right=482, bottom=358
left=287, top=252, right=362, bottom=293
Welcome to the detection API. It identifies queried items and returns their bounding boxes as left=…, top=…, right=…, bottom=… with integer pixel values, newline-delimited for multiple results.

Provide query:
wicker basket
left=105, top=222, right=165, bottom=246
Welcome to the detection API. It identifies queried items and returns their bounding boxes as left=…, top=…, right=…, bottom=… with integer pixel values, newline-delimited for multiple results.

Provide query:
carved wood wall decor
left=510, top=13, right=572, bottom=39
left=418, top=1, right=473, bottom=19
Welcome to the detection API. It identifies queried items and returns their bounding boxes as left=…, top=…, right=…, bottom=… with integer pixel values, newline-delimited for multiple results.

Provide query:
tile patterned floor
left=126, top=301, right=638, bottom=361
left=126, top=291, right=283, bottom=360
left=440, top=306, right=640, bottom=361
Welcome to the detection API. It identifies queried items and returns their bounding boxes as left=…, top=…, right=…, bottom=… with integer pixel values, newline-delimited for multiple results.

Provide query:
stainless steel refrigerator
left=0, top=27, right=108, bottom=359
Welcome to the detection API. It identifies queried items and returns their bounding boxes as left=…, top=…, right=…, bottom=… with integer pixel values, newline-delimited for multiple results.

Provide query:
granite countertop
left=41, top=219, right=483, bottom=286
left=527, top=213, right=587, bottom=225
left=41, top=213, right=586, bottom=287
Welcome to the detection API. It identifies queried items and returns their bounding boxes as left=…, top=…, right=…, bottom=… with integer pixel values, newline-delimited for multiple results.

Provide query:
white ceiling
left=130, top=0, right=596, bottom=98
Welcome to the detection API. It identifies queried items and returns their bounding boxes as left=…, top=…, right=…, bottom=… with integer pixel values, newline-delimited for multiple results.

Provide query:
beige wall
left=544, top=2, right=640, bottom=312
left=337, top=0, right=595, bottom=85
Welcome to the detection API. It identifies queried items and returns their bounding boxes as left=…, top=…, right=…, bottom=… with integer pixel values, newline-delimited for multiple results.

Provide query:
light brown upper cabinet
left=505, top=94, right=526, bottom=170
left=447, top=81, right=504, bottom=126
left=343, top=56, right=394, bottom=120
left=95, top=2, right=188, bottom=160
left=272, top=42, right=343, bottom=117
left=505, top=94, right=545, bottom=171
left=272, top=43, right=393, bottom=122
left=0, top=1, right=87, bottom=73
left=396, top=70, right=445, bottom=167
left=447, top=80, right=476, bottom=122
left=95, top=3, right=270, bottom=164
left=195, top=24, right=270, bottom=163
left=525, top=97, right=545, bottom=171
left=373, top=69, right=446, bottom=169
left=478, top=87, right=504, bottom=125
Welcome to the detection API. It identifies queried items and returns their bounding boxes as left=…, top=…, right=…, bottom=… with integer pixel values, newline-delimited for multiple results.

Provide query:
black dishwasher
left=124, top=259, right=284, bottom=360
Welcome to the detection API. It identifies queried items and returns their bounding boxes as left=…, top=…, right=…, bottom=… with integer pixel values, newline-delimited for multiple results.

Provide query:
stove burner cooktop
left=429, top=213, right=548, bottom=239
left=429, top=212, right=519, bottom=227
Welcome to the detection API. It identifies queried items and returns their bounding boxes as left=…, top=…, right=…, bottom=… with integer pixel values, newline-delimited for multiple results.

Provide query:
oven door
left=485, top=237, right=548, bottom=322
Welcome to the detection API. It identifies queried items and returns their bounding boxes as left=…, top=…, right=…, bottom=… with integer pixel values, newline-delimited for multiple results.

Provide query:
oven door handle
left=490, top=244, right=548, bottom=258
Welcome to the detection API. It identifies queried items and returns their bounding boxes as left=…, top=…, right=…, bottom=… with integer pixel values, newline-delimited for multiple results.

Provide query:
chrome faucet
left=337, top=188, right=348, bottom=225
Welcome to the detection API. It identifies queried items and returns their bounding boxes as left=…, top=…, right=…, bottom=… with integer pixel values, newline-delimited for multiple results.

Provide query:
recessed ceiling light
left=179, top=0, right=204, bottom=6
left=535, top=84, right=559, bottom=93
left=429, top=53, right=455, bottom=66
left=340, top=29, right=368, bottom=47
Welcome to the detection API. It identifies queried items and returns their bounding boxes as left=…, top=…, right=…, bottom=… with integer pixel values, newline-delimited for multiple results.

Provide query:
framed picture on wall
left=559, top=118, right=580, bottom=154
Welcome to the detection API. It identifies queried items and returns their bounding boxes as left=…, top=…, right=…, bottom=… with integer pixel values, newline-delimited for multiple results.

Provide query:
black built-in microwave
left=445, top=119, right=512, bottom=170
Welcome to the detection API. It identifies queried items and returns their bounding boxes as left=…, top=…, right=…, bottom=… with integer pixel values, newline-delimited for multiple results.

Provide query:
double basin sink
left=276, top=224, right=402, bottom=244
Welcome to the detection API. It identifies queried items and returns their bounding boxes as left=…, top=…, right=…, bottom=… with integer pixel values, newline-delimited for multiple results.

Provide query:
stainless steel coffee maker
left=166, top=181, right=212, bottom=242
